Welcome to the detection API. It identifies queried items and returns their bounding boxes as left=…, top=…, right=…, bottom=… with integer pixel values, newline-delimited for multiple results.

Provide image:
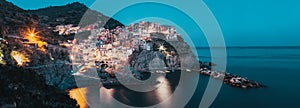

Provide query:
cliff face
left=129, top=50, right=166, bottom=72
left=29, top=62, right=77, bottom=90
left=128, top=38, right=179, bottom=72
left=127, top=31, right=197, bottom=75
left=0, top=65, right=79, bottom=108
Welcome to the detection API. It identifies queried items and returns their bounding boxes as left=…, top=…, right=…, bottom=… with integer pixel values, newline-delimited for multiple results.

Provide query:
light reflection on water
left=68, top=75, right=175, bottom=108
left=69, top=88, right=88, bottom=108
left=155, top=76, right=172, bottom=102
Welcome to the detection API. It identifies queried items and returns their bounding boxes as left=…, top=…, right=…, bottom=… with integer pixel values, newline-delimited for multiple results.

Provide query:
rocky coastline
left=97, top=62, right=267, bottom=89
left=199, top=67, right=267, bottom=89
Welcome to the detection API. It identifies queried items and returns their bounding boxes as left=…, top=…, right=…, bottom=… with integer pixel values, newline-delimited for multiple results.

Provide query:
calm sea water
left=196, top=47, right=300, bottom=108
left=69, top=47, right=300, bottom=108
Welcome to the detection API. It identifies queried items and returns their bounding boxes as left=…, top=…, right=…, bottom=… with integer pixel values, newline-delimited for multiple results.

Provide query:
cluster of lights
left=0, top=47, right=5, bottom=65
left=10, top=50, right=30, bottom=66
left=24, top=28, right=47, bottom=52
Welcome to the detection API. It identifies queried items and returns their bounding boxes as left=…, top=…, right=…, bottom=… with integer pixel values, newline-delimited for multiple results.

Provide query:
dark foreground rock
left=0, top=65, right=79, bottom=108
left=29, top=62, right=78, bottom=90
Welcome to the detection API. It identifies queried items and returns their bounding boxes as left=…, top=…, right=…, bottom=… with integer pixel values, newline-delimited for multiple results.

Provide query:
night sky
left=7, top=0, right=300, bottom=47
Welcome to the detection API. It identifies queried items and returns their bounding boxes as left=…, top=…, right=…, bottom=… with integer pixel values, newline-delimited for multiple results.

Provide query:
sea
left=69, top=47, right=300, bottom=108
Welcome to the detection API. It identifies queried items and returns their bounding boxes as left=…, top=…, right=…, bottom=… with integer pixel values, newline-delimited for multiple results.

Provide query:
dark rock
left=0, top=65, right=78, bottom=107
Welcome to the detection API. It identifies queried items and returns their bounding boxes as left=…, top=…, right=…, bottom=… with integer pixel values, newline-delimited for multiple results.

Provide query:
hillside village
left=68, top=21, right=184, bottom=80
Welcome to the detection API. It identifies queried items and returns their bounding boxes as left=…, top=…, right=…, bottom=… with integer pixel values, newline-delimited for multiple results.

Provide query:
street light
left=158, top=44, right=166, bottom=51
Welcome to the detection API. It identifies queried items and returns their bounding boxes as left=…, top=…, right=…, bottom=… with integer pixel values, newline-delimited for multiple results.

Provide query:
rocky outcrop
left=129, top=50, right=166, bottom=72
left=128, top=37, right=179, bottom=73
left=200, top=68, right=267, bottom=89
left=29, top=62, right=77, bottom=90
left=0, top=65, right=78, bottom=107
left=127, top=32, right=198, bottom=73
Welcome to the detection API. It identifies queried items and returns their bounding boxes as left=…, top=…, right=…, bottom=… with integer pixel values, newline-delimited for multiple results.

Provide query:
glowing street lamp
left=25, top=28, right=39, bottom=38
left=23, top=27, right=47, bottom=52
left=158, top=44, right=166, bottom=51
left=29, top=33, right=35, bottom=37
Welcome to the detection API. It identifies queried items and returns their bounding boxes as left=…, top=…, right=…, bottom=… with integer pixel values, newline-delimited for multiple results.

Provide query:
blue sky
left=7, top=0, right=300, bottom=47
